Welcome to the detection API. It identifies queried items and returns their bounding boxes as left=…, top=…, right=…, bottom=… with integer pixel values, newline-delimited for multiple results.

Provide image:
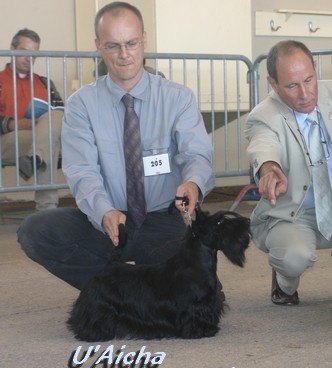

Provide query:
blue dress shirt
left=62, top=71, right=215, bottom=231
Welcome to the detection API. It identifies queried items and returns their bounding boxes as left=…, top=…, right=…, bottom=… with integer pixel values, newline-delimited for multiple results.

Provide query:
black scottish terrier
left=67, top=206, right=250, bottom=341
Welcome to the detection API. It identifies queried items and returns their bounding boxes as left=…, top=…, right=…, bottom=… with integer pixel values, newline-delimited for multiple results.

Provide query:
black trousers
left=17, top=207, right=187, bottom=290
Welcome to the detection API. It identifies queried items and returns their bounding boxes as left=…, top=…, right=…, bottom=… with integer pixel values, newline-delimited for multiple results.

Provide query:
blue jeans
left=17, top=207, right=187, bottom=289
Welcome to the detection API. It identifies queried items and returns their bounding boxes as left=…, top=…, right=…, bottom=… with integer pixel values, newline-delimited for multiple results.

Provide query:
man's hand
left=258, top=162, right=288, bottom=206
left=102, top=210, right=126, bottom=246
left=8, top=118, right=35, bottom=131
left=175, top=181, right=199, bottom=214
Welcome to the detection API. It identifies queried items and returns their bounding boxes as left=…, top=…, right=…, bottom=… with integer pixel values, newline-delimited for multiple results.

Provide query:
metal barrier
left=0, top=50, right=254, bottom=195
left=2, top=48, right=332, bottom=196
left=143, top=52, right=254, bottom=180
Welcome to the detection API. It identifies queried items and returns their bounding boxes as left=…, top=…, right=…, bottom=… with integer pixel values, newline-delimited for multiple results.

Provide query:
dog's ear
left=194, top=202, right=207, bottom=222
left=194, top=202, right=202, bottom=217
left=217, top=214, right=250, bottom=267
left=118, top=223, right=127, bottom=248
left=192, top=204, right=210, bottom=235
left=195, top=202, right=209, bottom=225
left=168, top=201, right=175, bottom=214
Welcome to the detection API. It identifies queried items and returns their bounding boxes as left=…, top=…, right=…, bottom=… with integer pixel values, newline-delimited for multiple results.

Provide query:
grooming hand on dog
left=67, top=203, right=250, bottom=341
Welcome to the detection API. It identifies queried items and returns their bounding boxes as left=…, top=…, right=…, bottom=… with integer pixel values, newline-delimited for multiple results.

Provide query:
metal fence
left=0, top=50, right=254, bottom=195
left=1, top=48, right=332, bottom=196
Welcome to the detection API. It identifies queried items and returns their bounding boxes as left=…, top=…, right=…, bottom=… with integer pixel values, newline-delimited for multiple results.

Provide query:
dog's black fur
left=67, top=206, right=250, bottom=341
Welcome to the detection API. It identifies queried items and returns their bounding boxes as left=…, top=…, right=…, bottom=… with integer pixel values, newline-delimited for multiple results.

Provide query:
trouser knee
left=17, top=213, right=42, bottom=261
left=269, top=246, right=317, bottom=278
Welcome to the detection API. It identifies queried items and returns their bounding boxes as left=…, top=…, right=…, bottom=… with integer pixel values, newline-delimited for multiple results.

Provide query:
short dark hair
left=267, top=40, right=314, bottom=83
left=11, top=28, right=41, bottom=48
left=94, top=1, right=144, bottom=39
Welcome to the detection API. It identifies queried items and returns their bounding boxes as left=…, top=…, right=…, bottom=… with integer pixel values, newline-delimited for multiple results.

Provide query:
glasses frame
left=101, top=39, right=143, bottom=54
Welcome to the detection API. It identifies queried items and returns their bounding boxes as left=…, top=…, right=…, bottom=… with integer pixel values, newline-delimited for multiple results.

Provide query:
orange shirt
left=0, top=63, right=48, bottom=119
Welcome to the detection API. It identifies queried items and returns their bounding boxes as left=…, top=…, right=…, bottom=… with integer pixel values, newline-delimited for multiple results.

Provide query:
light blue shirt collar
left=105, top=70, right=151, bottom=106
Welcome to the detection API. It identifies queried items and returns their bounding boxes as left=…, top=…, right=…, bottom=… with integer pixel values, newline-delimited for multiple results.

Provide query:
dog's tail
left=107, top=223, right=127, bottom=263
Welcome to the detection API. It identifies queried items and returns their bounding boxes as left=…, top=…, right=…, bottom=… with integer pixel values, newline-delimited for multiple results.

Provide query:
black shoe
left=271, top=269, right=299, bottom=306
left=19, top=155, right=46, bottom=181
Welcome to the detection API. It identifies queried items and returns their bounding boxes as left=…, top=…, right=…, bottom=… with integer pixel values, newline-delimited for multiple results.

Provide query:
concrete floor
left=0, top=200, right=331, bottom=368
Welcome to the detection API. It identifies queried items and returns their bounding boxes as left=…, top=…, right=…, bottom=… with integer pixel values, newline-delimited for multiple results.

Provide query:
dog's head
left=191, top=205, right=250, bottom=267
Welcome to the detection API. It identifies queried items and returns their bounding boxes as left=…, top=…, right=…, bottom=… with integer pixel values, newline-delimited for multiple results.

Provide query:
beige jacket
left=245, top=80, right=332, bottom=251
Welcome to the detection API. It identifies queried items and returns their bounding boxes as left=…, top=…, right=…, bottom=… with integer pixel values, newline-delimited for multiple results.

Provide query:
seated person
left=0, top=28, right=63, bottom=210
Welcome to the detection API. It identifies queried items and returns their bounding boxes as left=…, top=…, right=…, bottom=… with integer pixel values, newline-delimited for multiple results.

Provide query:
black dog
left=67, top=206, right=250, bottom=341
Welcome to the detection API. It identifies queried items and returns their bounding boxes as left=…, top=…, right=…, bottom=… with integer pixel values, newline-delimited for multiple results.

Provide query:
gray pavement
left=0, top=200, right=331, bottom=368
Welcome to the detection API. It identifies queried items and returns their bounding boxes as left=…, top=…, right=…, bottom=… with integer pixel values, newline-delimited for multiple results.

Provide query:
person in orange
left=0, top=28, right=63, bottom=210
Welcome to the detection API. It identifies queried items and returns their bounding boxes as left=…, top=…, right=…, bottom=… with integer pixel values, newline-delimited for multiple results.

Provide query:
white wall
left=155, top=0, right=252, bottom=56
left=251, top=0, right=332, bottom=58
left=74, top=0, right=252, bottom=56
left=0, top=0, right=76, bottom=51
left=0, top=0, right=77, bottom=101
left=0, top=0, right=253, bottom=89
left=2, top=0, right=331, bottom=59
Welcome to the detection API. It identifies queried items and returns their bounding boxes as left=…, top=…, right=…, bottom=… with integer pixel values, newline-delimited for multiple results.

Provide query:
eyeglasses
left=101, top=39, right=142, bottom=54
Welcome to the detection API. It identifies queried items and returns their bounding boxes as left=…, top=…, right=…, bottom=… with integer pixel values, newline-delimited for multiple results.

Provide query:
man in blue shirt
left=17, top=1, right=214, bottom=289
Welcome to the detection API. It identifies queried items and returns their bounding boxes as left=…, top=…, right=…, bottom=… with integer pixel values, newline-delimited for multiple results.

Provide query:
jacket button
left=290, top=211, right=295, bottom=217
left=303, top=185, right=308, bottom=191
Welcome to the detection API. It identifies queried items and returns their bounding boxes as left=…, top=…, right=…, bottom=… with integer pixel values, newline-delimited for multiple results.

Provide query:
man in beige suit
left=246, top=40, right=332, bottom=305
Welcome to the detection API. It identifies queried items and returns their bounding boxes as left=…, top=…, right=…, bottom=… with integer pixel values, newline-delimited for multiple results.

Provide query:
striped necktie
left=122, top=93, right=146, bottom=227
left=307, top=110, right=332, bottom=240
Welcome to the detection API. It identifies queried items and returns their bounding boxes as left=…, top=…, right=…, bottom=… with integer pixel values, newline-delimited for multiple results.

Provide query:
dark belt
left=149, top=208, right=169, bottom=214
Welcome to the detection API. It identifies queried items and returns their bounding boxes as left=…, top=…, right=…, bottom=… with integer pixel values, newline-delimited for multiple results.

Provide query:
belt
left=149, top=208, right=169, bottom=214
